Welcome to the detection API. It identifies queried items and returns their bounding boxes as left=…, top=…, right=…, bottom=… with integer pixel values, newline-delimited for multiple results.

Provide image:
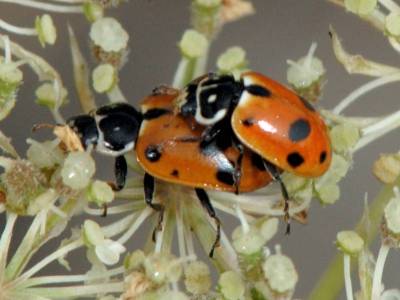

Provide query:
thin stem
left=172, top=57, right=196, bottom=88
left=388, top=36, right=400, bottom=53
left=84, top=203, right=141, bottom=216
left=379, top=0, right=400, bottom=13
left=117, top=207, right=152, bottom=245
left=18, top=239, right=83, bottom=282
left=235, top=204, right=250, bottom=233
left=18, top=267, right=124, bottom=288
left=176, top=201, right=187, bottom=258
left=0, top=19, right=36, bottom=36
left=0, top=0, right=83, bottom=13
left=371, top=244, right=390, bottom=300
left=343, top=255, right=354, bottom=300
left=1, top=34, right=11, bottom=63
left=333, top=73, right=400, bottom=114
left=25, top=282, right=124, bottom=298
left=309, top=177, right=400, bottom=300
left=154, top=208, right=168, bottom=254
left=0, top=213, right=17, bottom=282
left=107, top=84, right=127, bottom=103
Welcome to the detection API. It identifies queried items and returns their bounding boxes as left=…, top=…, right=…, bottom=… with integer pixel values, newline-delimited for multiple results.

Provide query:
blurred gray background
left=2, top=0, right=400, bottom=298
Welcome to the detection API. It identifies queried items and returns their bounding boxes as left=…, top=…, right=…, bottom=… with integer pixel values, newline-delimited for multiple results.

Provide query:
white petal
left=95, top=239, right=125, bottom=266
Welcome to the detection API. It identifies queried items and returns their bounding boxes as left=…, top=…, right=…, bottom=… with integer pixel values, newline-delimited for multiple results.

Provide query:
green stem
left=308, top=179, right=399, bottom=300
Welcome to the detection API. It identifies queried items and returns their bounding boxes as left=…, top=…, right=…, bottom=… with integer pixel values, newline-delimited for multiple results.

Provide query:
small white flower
left=179, top=29, right=208, bottom=59
left=87, top=180, right=114, bottom=206
left=92, top=64, right=116, bottom=93
left=90, top=17, right=129, bottom=52
left=217, top=46, right=247, bottom=73
left=218, top=271, right=245, bottom=300
left=95, top=239, right=126, bottom=266
left=336, top=230, right=364, bottom=255
left=384, top=188, right=400, bottom=235
left=35, top=82, right=68, bottom=109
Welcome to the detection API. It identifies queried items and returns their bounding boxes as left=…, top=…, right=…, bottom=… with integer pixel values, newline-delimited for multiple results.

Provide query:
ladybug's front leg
left=195, top=188, right=221, bottom=258
left=143, top=173, right=164, bottom=241
left=262, top=160, right=291, bottom=234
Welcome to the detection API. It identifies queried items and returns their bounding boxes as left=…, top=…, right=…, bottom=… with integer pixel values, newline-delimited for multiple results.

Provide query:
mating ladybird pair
left=64, top=71, right=332, bottom=257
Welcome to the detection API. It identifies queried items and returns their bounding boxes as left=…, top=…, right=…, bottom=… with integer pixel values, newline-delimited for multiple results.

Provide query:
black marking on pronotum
left=170, top=169, right=179, bottom=177
left=288, top=119, right=311, bottom=142
left=216, top=169, right=235, bottom=186
left=143, top=108, right=171, bottom=120
left=241, top=118, right=255, bottom=127
left=287, top=152, right=304, bottom=168
left=245, top=85, right=271, bottom=97
left=320, top=151, right=327, bottom=164
left=299, top=96, right=316, bottom=112
left=145, top=145, right=162, bottom=162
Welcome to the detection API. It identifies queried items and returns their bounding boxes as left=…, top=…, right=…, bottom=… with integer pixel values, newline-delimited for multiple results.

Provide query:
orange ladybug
left=177, top=71, right=332, bottom=227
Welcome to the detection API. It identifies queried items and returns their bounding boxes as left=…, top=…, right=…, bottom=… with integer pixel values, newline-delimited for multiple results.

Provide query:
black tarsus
left=144, top=173, right=165, bottom=241
left=195, top=188, right=221, bottom=258
left=115, top=155, right=127, bottom=191
left=262, top=159, right=291, bottom=234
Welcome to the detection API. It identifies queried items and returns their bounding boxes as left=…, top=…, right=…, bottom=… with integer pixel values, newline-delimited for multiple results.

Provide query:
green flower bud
left=179, top=30, right=208, bottom=59
left=144, top=253, right=182, bottom=285
left=83, top=2, right=104, bottom=22
left=184, top=261, right=211, bottom=295
left=61, top=152, right=95, bottom=190
left=232, top=226, right=266, bottom=255
left=336, top=230, right=364, bottom=255
left=0, top=59, right=23, bottom=121
left=330, top=123, right=360, bottom=154
left=35, top=14, right=57, bottom=47
left=262, top=253, right=298, bottom=294
left=87, top=180, right=114, bottom=206
left=218, top=271, right=245, bottom=300
left=217, top=46, right=247, bottom=74
left=195, top=0, right=221, bottom=8
left=316, top=183, right=341, bottom=205
left=345, top=0, right=377, bottom=16
left=260, top=218, right=279, bottom=241
left=124, top=250, right=146, bottom=271
left=384, top=190, right=400, bottom=236
left=373, top=153, right=400, bottom=184
left=35, top=82, right=68, bottom=109
left=82, top=219, right=105, bottom=247
left=92, top=64, right=116, bottom=93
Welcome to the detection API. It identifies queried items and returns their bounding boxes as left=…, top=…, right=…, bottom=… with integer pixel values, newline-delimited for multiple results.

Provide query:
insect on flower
left=45, top=71, right=331, bottom=257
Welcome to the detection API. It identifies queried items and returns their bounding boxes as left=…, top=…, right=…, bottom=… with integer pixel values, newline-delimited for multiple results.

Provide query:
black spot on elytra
left=289, top=119, right=311, bottom=142
left=145, top=145, right=162, bottom=162
left=287, top=152, right=304, bottom=168
left=245, top=85, right=271, bottom=97
left=170, top=169, right=179, bottom=177
left=241, top=118, right=255, bottom=127
left=320, top=151, right=327, bottom=164
left=299, top=96, right=316, bottom=112
left=216, top=169, right=235, bottom=186
left=143, top=108, right=171, bottom=120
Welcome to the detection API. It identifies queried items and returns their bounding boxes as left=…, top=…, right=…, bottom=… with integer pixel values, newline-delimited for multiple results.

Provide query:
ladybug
left=177, top=71, right=332, bottom=224
left=62, top=86, right=272, bottom=257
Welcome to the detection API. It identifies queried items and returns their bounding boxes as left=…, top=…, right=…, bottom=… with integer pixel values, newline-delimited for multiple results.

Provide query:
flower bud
left=144, top=253, right=182, bottom=285
left=83, top=219, right=105, bottom=247
left=373, top=153, right=400, bottom=184
left=262, top=253, right=298, bottom=294
left=217, top=46, right=247, bottom=76
left=383, top=189, right=400, bottom=236
left=92, top=64, right=116, bottom=93
left=336, top=230, right=364, bottom=255
left=179, top=30, right=208, bottom=59
left=61, top=152, right=95, bottom=190
left=330, top=123, right=360, bottom=154
left=316, top=183, right=341, bottom=205
left=218, top=271, right=245, bottom=300
left=90, top=17, right=129, bottom=52
left=232, top=225, right=266, bottom=255
left=87, top=180, right=114, bottom=206
left=124, top=250, right=145, bottom=271
left=83, top=2, right=104, bottom=22
left=35, top=82, right=68, bottom=109
left=35, top=14, right=57, bottom=47
left=0, top=59, right=23, bottom=120
left=184, top=261, right=211, bottom=294
left=260, top=218, right=279, bottom=241
left=345, top=0, right=377, bottom=16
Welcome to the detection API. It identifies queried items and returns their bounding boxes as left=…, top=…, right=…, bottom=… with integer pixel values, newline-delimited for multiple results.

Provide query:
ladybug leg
left=200, top=124, right=222, bottom=147
left=144, top=173, right=164, bottom=241
left=232, top=137, right=244, bottom=194
left=262, top=160, right=291, bottom=234
left=195, top=188, right=221, bottom=258
left=103, top=155, right=128, bottom=217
